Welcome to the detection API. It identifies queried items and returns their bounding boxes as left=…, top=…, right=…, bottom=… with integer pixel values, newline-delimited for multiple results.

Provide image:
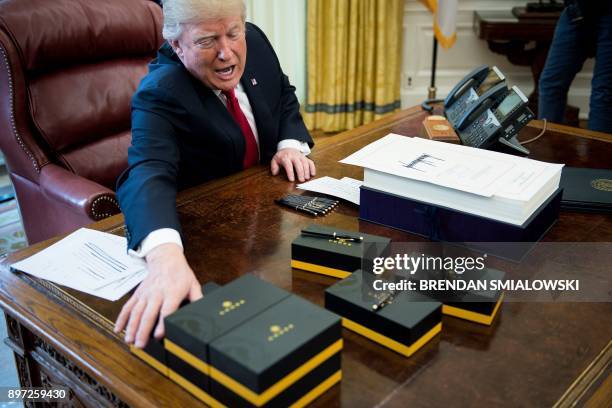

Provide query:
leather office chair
left=0, top=0, right=163, bottom=244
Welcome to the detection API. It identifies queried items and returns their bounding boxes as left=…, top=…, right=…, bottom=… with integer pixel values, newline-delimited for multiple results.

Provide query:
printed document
left=340, top=134, right=563, bottom=201
left=297, top=176, right=362, bottom=205
left=11, top=228, right=146, bottom=301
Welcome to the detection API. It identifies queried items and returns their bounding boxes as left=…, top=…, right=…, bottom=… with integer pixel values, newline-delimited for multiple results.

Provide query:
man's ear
left=170, top=40, right=183, bottom=58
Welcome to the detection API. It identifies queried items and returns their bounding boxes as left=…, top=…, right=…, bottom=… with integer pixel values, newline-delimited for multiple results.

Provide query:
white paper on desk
left=340, top=133, right=562, bottom=199
left=10, top=228, right=147, bottom=301
left=407, top=136, right=564, bottom=201
left=297, top=176, right=362, bottom=205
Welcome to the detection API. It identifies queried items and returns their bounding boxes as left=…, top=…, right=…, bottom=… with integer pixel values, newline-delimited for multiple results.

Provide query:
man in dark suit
left=114, top=0, right=315, bottom=348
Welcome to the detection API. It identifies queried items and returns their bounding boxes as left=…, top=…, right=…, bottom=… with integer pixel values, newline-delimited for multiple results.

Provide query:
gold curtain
left=304, top=0, right=404, bottom=132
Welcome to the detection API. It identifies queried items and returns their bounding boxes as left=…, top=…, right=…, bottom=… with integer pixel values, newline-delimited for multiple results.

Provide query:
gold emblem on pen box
left=219, top=299, right=246, bottom=316
left=267, top=323, right=294, bottom=341
left=591, top=179, right=612, bottom=192
left=328, top=239, right=352, bottom=247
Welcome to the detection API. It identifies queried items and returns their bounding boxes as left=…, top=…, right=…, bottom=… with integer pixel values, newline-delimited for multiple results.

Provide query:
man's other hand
left=114, top=243, right=202, bottom=348
left=270, top=148, right=316, bottom=182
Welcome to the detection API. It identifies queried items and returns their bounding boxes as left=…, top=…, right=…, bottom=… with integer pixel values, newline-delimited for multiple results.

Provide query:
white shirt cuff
left=128, top=228, right=183, bottom=259
left=277, top=139, right=311, bottom=155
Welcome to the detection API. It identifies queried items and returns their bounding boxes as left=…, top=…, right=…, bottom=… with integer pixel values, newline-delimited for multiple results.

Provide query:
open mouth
left=215, top=65, right=235, bottom=77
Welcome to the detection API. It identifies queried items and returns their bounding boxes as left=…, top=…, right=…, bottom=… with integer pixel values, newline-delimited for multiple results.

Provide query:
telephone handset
left=444, top=65, right=489, bottom=107
left=456, top=86, right=533, bottom=156
left=444, top=66, right=506, bottom=126
left=455, top=82, right=508, bottom=131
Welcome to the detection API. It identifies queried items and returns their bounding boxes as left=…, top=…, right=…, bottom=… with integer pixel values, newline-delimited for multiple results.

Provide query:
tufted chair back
left=0, top=0, right=163, bottom=244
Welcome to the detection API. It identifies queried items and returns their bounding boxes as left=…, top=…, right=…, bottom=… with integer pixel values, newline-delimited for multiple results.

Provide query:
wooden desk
left=2, top=107, right=611, bottom=407
left=473, top=10, right=580, bottom=126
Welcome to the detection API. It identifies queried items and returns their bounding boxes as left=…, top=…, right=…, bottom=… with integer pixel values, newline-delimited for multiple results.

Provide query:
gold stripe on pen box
left=289, top=370, right=342, bottom=408
left=168, top=368, right=225, bottom=408
left=166, top=337, right=343, bottom=406
left=164, top=338, right=211, bottom=373
left=290, top=260, right=352, bottom=279
left=342, top=319, right=442, bottom=357
left=442, top=293, right=505, bottom=326
left=129, top=345, right=168, bottom=376
left=167, top=367, right=343, bottom=408
left=208, top=339, right=342, bottom=406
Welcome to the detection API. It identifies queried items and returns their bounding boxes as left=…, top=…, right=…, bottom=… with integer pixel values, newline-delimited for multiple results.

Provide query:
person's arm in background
left=114, top=84, right=202, bottom=348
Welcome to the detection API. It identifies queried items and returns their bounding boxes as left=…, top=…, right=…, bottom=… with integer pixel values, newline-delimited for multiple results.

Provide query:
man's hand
left=114, top=243, right=202, bottom=348
left=270, top=148, right=316, bottom=182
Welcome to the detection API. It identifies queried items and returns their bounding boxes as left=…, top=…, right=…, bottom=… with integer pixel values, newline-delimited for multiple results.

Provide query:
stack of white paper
left=340, top=134, right=564, bottom=225
left=297, top=176, right=362, bottom=205
left=11, top=228, right=147, bottom=301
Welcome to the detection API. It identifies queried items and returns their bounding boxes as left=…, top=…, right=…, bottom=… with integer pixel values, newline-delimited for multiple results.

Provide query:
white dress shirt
left=129, top=83, right=310, bottom=258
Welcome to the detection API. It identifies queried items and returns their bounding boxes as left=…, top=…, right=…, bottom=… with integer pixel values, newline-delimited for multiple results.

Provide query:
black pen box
left=325, top=270, right=442, bottom=357
left=291, top=224, right=391, bottom=279
left=130, top=282, right=221, bottom=377
left=164, top=275, right=290, bottom=406
left=440, top=268, right=506, bottom=326
left=395, top=267, right=506, bottom=326
left=209, top=295, right=342, bottom=407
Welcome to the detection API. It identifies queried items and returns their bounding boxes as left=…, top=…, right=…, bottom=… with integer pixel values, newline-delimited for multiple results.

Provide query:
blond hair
left=162, top=0, right=246, bottom=40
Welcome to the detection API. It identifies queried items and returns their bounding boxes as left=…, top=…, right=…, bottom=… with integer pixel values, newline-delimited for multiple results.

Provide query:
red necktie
left=222, top=89, right=259, bottom=168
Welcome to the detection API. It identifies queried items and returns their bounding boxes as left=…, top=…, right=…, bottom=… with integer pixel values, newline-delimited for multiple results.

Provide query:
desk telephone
left=444, top=65, right=506, bottom=126
left=444, top=66, right=534, bottom=156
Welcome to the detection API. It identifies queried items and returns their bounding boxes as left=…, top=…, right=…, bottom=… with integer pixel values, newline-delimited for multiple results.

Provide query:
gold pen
left=300, top=230, right=364, bottom=242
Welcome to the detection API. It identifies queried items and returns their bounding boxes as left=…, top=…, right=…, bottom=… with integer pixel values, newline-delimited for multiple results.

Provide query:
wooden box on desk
left=419, top=115, right=460, bottom=144
left=163, top=274, right=342, bottom=407
left=291, top=224, right=391, bottom=279
left=325, top=269, right=442, bottom=358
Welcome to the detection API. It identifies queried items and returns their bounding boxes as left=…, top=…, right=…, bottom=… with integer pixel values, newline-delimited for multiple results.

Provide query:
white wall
left=246, top=0, right=307, bottom=102
left=402, top=0, right=594, bottom=118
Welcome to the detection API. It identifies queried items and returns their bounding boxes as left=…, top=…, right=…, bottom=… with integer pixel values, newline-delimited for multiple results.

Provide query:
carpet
left=0, top=199, right=26, bottom=257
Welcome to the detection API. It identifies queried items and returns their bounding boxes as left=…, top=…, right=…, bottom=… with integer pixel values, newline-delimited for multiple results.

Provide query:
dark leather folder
left=560, top=167, right=612, bottom=213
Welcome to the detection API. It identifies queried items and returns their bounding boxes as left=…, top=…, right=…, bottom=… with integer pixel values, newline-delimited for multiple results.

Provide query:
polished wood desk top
left=2, top=106, right=612, bottom=407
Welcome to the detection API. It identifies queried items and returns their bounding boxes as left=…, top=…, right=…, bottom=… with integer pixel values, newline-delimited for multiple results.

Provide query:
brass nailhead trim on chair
left=91, top=195, right=120, bottom=220
left=0, top=45, right=40, bottom=173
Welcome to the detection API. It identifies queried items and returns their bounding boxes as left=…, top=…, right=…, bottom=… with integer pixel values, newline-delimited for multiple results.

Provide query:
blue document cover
left=359, top=186, right=562, bottom=259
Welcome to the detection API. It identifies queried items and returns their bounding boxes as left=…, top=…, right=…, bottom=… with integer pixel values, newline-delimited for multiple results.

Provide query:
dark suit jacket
left=117, top=23, right=313, bottom=249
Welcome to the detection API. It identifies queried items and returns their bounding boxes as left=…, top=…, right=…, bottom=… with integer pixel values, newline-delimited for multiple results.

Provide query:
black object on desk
left=276, top=194, right=339, bottom=216
left=560, top=167, right=612, bottom=214
left=291, top=224, right=391, bottom=279
left=325, top=269, right=442, bottom=357
left=162, top=274, right=342, bottom=407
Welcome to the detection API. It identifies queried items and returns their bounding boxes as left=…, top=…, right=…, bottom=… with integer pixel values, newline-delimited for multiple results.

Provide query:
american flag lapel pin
left=251, top=78, right=258, bottom=86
